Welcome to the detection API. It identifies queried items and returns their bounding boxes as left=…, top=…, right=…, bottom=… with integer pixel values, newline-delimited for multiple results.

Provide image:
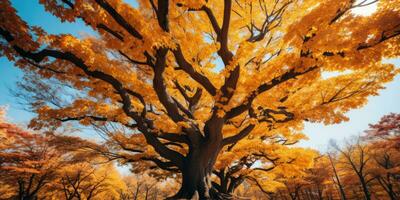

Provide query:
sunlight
left=351, top=0, right=378, bottom=16
left=321, top=70, right=353, bottom=80
left=1, top=0, right=399, bottom=199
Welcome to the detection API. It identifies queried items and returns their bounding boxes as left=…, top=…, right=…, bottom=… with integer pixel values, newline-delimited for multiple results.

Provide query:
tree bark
left=328, top=155, right=347, bottom=200
left=168, top=140, right=223, bottom=200
left=358, top=176, right=371, bottom=200
left=17, top=179, right=38, bottom=200
left=377, top=176, right=398, bottom=200
left=212, top=170, right=243, bottom=199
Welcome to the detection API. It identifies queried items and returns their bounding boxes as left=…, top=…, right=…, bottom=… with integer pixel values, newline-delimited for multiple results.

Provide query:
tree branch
left=0, top=27, right=185, bottom=169
left=225, top=66, right=318, bottom=120
left=172, top=47, right=217, bottom=96
left=157, top=132, right=189, bottom=144
left=153, top=48, right=185, bottom=123
left=141, top=157, right=179, bottom=172
left=222, top=124, right=255, bottom=146
left=94, top=0, right=143, bottom=39
left=357, top=25, right=400, bottom=50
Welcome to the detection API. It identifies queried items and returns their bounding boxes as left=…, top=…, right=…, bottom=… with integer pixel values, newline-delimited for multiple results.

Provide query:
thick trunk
left=173, top=166, right=212, bottom=199
left=167, top=116, right=227, bottom=199
left=168, top=143, right=223, bottom=199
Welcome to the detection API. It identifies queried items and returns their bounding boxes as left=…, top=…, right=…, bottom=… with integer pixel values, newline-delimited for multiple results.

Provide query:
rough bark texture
left=168, top=141, right=222, bottom=199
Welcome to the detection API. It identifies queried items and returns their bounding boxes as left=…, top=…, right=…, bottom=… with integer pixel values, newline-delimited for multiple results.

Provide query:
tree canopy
left=1, top=0, right=399, bottom=199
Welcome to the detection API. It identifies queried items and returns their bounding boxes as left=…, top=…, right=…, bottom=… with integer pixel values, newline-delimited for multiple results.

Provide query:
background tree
left=0, top=111, right=65, bottom=200
left=254, top=113, right=400, bottom=200
left=327, top=152, right=348, bottom=200
left=120, top=173, right=180, bottom=200
left=303, top=156, right=333, bottom=200
left=366, top=113, right=400, bottom=148
left=331, top=137, right=375, bottom=200
left=1, top=0, right=400, bottom=198
left=47, top=163, right=126, bottom=200
left=0, top=108, right=124, bottom=200
left=366, top=113, right=400, bottom=200
left=368, top=142, right=400, bottom=200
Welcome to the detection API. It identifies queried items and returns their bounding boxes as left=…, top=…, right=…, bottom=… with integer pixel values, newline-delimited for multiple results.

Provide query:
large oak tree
left=1, top=0, right=400, bottom=199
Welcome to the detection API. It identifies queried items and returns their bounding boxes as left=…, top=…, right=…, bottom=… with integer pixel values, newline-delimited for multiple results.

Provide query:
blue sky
left=0, top=0, right=399, bottom=151
left=0, top=0, right=93, bottom=124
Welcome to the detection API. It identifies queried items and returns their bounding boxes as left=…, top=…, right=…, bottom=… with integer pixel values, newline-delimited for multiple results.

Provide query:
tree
left=366, top=113, right=400, bottom=200
left=327, top=152, right=348, bottom=200
left=280, top=175, right=310, bottom=200
left=51, top=163, right=124, bottom=200
left=221, top=114, right=400, bottom=199
left=332, top=137, right=375, bottom=200
left=368, top=140, right=400, bottom=200
left=120, top=174, right=179, bottom=200
left=0, top=108, right=119, bottom=200
left=0, top=111, right=63, bottom=200
left=1, top=0, right=399, bottom=198
left=304, top=156, right=333, bottom=200
left=366, top=113, right=400, bottom=148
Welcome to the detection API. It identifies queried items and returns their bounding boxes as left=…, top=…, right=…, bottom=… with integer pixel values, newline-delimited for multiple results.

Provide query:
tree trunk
left=219, top=176, right=243, bottom=199
left=168, top=142, right=223, bottom=200
left=377, top=176, right=397, bottom=200
left=133, top=183, right=140, bottom=200
left=385, top=184, right=397, bottom=200
left=17, top=179, right=37, bottom=200
left=213, top=169, right=243, bottom=197
left=228, top=176, right=244, bottom=194
left=18, top=179, right=25, bottom=200
left=357, top=175, right=371, bottom=200
left=145, top=187, right=149, bottom=200
left=328, top=155, right=347, bottom=200
left=316, top=186, right=323, bottom=200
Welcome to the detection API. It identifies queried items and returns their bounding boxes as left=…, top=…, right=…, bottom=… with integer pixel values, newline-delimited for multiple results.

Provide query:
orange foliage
left=0, top=0, right=399, bottom=198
